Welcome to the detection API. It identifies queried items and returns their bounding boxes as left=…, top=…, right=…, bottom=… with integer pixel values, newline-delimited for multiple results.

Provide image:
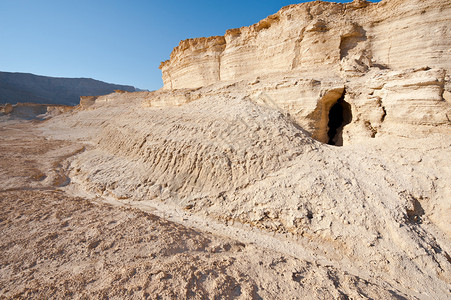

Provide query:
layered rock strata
left=161, top=0, right=451, bottom=88
left=159, top=0, right=451, bottom=145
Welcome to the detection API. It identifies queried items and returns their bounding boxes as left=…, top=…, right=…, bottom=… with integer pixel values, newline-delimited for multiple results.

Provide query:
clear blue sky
left=0, top=0, right=379, bottom=91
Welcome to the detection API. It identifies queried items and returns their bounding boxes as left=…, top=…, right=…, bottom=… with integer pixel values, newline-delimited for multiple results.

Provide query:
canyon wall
left=158, top=0, right=451, bottom=144
left=160, top=0, right=451, bottom=89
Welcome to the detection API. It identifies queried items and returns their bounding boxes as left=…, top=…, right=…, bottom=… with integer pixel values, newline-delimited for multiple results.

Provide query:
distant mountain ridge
left=0, top=71, right=137, bottom=106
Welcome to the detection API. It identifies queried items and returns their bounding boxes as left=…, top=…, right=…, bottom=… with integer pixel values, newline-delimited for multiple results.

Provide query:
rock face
left=0, top=71, right=136, bottom=106
left=160, top=0, right=451, bottom=145
left=161, top=0, right=451, bottom=88
left=0, top=102, right=73, bottom=120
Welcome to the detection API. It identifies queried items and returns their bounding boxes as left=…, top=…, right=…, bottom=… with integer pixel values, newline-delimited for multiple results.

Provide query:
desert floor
left=0, top=119, right=417, bottom=299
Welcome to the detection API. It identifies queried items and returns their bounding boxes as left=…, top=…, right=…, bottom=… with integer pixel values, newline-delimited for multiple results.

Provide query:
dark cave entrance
left=327, top=92, right=352, bottom=146
left=310, top=88, right=353, bottom=146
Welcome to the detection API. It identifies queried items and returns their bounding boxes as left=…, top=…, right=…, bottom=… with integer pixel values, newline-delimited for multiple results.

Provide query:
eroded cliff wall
left=160, top=0, right=451, bottom=89
left=158, top=0, right=451, bottom=145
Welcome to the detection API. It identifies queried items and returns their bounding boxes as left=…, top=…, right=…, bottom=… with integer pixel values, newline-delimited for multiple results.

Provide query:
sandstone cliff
left=159, top=0, right=451, bottom=145
left=161, top=0, right=451, bottom=88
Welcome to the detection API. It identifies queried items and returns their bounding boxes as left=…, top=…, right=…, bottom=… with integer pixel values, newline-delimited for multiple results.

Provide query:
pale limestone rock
left=157, top=0, right=451, bottom=145
left=33, top=0, right=451, bottom=298
left=1, top=103, right=13, bottom=114
left=444, top=90, right=451, bottom=104
left=1, top=103, right=72, bottom=120
left=161, top=0, right=451, bottom=90
left=79, top=96, right=98, bottom=109
left=159, top=36, right=226, bottom=90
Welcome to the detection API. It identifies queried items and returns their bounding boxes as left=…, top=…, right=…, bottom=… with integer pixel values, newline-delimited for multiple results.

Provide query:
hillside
left=0, top=71, right=136, bottom=106
left=1, top=0, right=450, bottom=298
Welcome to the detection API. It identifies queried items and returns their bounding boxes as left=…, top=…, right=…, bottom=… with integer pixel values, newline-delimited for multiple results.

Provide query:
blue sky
left=0, top=0, right=380, bottom=91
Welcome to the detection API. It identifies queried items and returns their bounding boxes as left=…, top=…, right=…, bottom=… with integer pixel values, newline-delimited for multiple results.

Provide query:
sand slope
left=1, top=122, right=407, bottom=299
left=31, top=88, right=451, bottom=298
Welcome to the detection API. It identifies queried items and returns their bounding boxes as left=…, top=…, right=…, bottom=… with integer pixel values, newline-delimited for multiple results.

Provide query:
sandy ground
left=0, top=120, right=413, bottom=299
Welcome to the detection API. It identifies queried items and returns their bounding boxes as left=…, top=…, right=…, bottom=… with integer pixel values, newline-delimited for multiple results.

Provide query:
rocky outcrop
left=159, top=0, right=451, bottom=145
left=160, top=0, right=451, bottom=89
left=0, top=103, right=13, bottom=114
left=79, top=96, right=98, bottom=109
left=161, top=0, right=451, bottom=89
left=160, top=36, right=226, bottom=90
left=0, top=102, right=73, bottom=120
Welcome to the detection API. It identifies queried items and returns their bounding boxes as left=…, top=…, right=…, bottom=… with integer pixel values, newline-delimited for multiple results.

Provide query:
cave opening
left=327, top=92, right=352, bottom=146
